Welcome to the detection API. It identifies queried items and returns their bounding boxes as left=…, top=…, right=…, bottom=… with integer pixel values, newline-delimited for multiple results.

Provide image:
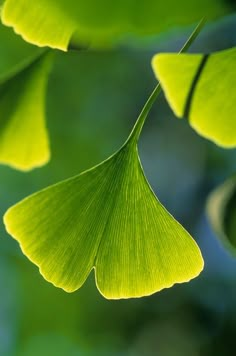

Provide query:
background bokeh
left=0, top=13, right=236, bottom=356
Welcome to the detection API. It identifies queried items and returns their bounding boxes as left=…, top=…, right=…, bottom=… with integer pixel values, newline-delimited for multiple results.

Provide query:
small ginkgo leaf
left=152, top=47, right=236, bottom=148
left=4, top=140, right=203, bottom=299
left=207, top=176, right=236, bottom=253
left=1, top=0, right=230, bottom=50
left=0, top=52, right=52, bottom=170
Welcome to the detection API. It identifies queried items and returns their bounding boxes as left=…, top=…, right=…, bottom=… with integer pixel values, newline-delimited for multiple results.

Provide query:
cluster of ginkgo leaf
left=0, top=0, right=235, bottom=299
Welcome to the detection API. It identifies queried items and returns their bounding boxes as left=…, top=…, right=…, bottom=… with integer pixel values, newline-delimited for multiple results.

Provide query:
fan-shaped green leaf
left=4, top=139, right=203, bottom=299
left=152, top=47, right=236, bottom=148
left=0, top=52, right=52, bottom=170
left=1, top=0, right=230, bottom=50
left=4, top=23, right=204, bottom=298
left=207, top=176, right=236, bottom=253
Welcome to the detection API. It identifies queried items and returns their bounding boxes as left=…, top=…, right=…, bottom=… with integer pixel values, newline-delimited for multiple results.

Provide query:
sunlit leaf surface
left=0, top=52, right=52, bottom=170
left=1, top=0, right=230, bottom=50
left=4, top=140, right=203, bottom=299
left=152, top=47, right=236, bottom=148
left=3, top=23, right=204, bottom=298
left=207, top=176, right=236, bottom=253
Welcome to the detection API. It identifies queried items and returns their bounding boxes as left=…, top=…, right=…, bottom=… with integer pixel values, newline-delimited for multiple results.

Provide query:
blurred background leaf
left=152, top=47, right=236, bottom=147
left=0, top=23, right=42, bottom=82
left=0, top=52, right=52, bottom=170
left=1, top=0, right=235, bottom=50
left=207, top=175, right=236, bottom=253
left=0, top=24, right=51, bottom=171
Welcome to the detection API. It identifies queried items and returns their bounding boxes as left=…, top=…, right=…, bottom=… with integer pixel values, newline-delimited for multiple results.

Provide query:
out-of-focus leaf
left=0, top=22, right=42, bottom=82
left=1, top=0, right=231, bottom=50
left=152, top=47, right=236, bottom=148
left=0, top=52, right=52, bottom=171
left=207, top=175, right=236, bottom=253
left=4, top=136, right=203, bottom=299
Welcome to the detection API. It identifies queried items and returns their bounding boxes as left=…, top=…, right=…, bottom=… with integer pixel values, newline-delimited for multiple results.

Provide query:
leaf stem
left=126, top=18, right=206, bottom=144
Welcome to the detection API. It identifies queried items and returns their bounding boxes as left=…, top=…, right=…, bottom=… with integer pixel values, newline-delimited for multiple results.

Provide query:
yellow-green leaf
left=1, top=0, right=230, bottom=50
left=207, top=175, right=236, bottom=253
left=152, top=47, right=236, bottom=148
left=0, top=52, right=52, bottom=170
left=4, top=140, right=203, bottom=299
left=3, top=23, right=205, bottom=298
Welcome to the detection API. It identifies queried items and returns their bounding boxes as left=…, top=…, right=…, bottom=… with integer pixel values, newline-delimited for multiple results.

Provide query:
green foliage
left=0, top=5, right=235, bottom=354
left=3, top=130, right=203, bottom=299
left=2, top=22, right=205, bottom=299
left=207, top=176, right=236, bottom=253
left=0, top=22, right=41, bottom=81
left=152, top=47, right=236, bottom=148
left=1, top=0, right=230, bottom=50
left=0, top=52, right=52, bottom=170
left=0, top=3, right=234, bottom=302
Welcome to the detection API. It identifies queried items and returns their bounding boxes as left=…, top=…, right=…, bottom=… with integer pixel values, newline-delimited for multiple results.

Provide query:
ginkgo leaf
left=1, top=0, right=230, bottom=50
left=4, top=139, right=204, bottom=299
left=0, top=52, right=52, bottom=170
left=4, top=143, right=204, bottom=298
left=3, top=24, right=204, bottom=299
left=207, top=176, right=236, bottom=253
left=152, top=47, right=236, bottom=148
